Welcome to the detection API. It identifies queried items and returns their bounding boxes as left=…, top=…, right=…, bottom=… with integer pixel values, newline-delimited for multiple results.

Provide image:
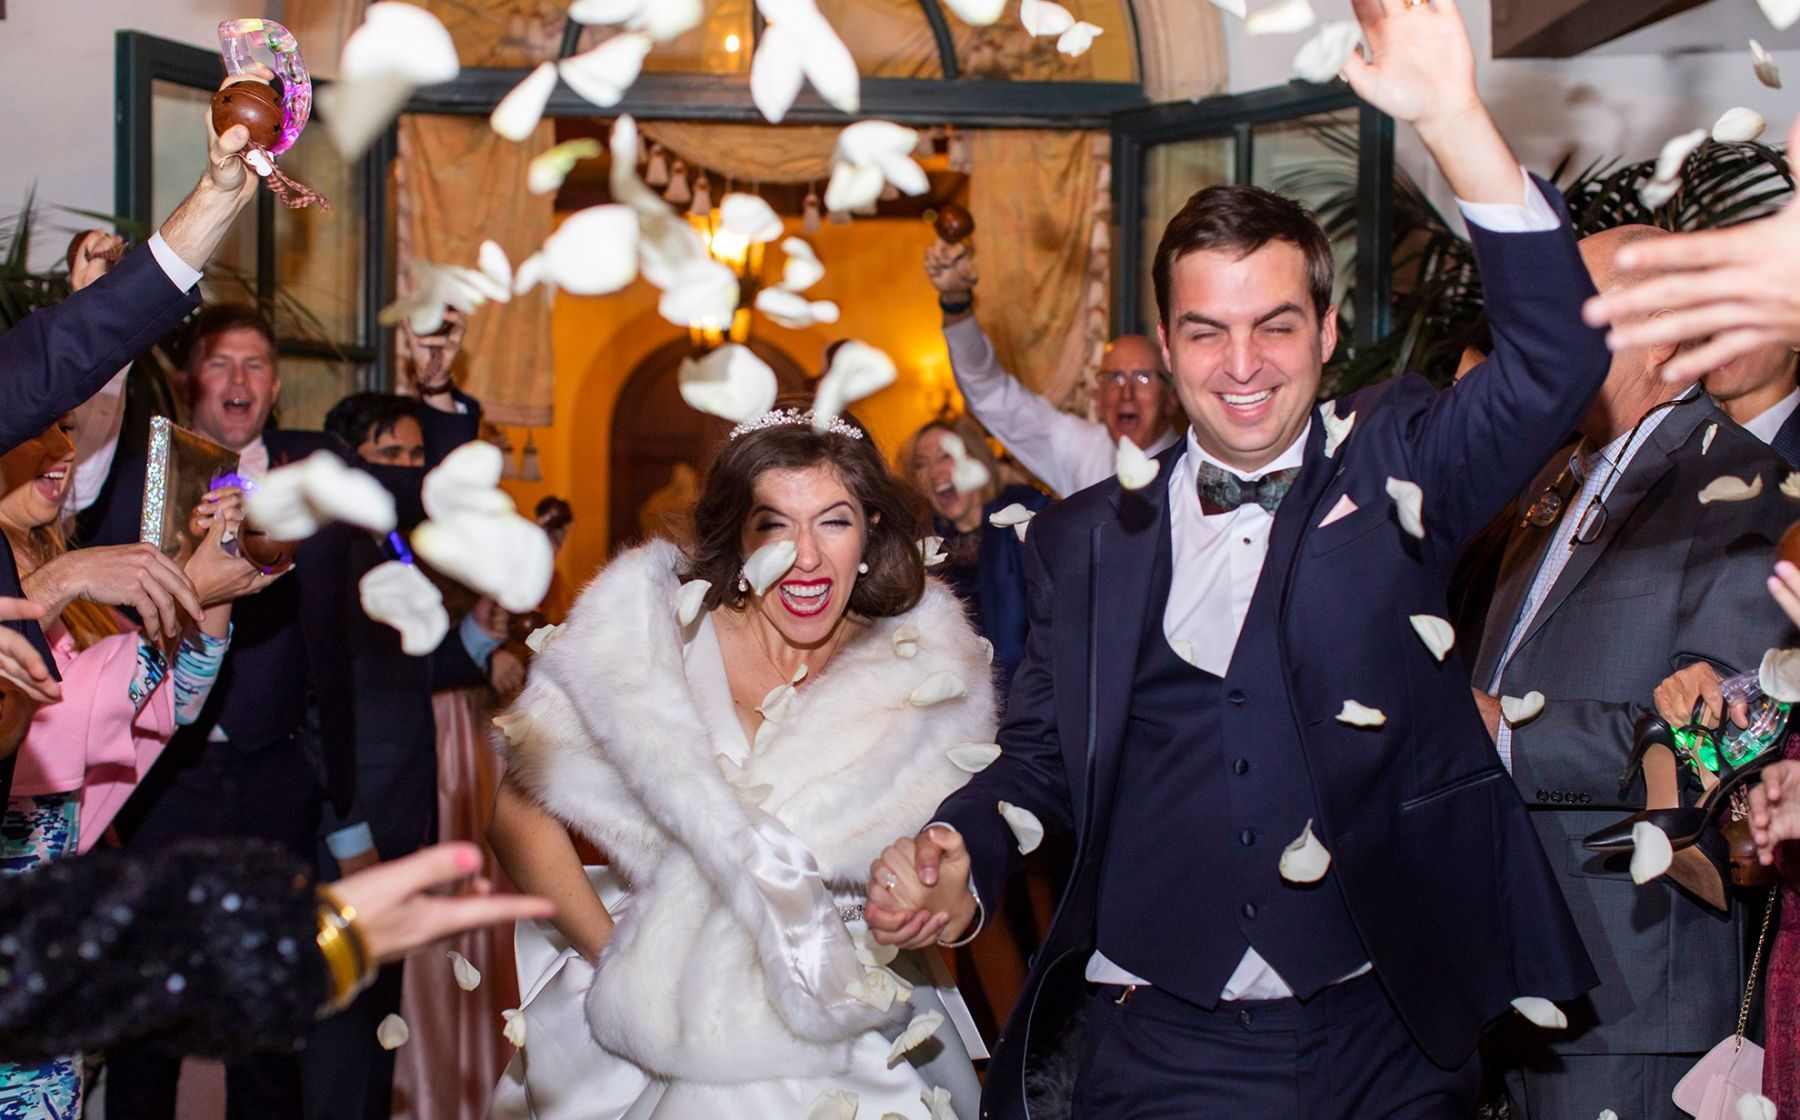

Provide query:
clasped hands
left=864, top=825, right=980, bottom=949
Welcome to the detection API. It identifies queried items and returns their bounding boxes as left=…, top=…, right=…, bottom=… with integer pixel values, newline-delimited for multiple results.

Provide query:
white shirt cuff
left=147, top=232, right=203, bottom=292
left=1455, top=166, right=1561, bottom=234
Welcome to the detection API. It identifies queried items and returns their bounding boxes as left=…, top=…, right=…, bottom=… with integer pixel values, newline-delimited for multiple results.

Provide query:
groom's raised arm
left=1338, top=0, right=1610, bottom=546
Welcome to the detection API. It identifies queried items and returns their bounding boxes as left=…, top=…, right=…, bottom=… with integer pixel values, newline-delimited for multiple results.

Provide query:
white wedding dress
left=486, top=615, right=985, bottom=1120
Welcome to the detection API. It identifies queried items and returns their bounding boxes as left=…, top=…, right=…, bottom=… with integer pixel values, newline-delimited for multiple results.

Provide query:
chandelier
left=688, top=207, right=766, bottom=350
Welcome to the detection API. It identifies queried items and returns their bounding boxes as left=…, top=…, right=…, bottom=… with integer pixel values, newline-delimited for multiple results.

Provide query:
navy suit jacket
left=0, top=247, right=199, bottom=801
left=934, top=182, right=1608, bottom=1114
left=1770, top=402, right=1800, bottom=468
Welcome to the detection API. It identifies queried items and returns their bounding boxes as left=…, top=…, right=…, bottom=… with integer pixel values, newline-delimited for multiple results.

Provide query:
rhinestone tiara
left=728, top=407, right=866, bottom=441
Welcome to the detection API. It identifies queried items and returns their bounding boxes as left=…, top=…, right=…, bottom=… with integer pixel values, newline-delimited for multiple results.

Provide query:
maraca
left=238, top=528, right=298, bottom=573
left=215, top=18, right=328, bottom=210
left=211, top=81, right=284, bottom=151
left=1780, top=519, right=1800, bottom=569
left=934, top=204, right=975, bottom=245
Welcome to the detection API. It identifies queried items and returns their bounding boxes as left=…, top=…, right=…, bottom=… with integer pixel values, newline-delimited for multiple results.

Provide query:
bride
left=486, top=406, right=996, bottom=1120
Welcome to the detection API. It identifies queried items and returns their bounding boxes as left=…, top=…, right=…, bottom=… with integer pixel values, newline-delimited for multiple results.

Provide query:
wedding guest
left=868, top=2, right=1617, bottom=1115
left=325, top=392, right=429, bottom=467
left=0, top=838, right=552, bottom=1063
left=924, top=245, right=1179, bottom=497
left=1584, top=116, right=1800, bottom=380
left=1705, top=343, right=1800, bottom=466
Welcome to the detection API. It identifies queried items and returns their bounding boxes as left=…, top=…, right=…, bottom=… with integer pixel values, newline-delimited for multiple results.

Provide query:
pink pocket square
left=1319, top=494, right=1359, bottom=528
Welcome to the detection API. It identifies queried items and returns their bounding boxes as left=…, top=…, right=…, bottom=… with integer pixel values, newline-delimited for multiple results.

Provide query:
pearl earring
left=857, top=562, right=869, bottom=575
left=737, top=571, right=749, bottom=593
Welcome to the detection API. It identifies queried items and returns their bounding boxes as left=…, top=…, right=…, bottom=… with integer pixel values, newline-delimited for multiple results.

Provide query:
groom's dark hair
left=683, top=398, right=926, bottom=619
left=1152, top=184, right=1335, bottom=328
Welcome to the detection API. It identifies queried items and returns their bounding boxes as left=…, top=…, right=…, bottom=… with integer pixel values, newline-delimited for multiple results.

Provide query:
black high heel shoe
left=1585, top=701, right=1791, bottom=854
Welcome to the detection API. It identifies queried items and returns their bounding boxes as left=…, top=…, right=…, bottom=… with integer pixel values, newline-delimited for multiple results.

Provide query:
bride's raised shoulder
left=486, top=404, right=996, bottom=1120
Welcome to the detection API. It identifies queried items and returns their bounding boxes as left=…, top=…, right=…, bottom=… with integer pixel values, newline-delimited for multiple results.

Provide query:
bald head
left=1095, top=334, right=1176, bottom=448
left=1575, top=225, right=1680, bottom=443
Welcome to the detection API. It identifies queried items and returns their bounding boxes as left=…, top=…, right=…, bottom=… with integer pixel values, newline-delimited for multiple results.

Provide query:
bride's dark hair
left=683, top=400, right=926, bottom=619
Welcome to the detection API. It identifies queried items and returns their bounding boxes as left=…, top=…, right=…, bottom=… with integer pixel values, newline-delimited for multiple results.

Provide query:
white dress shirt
left=1739, top=386, right=1800, bottom=446
left=942, top=318, right=1179, bottom=499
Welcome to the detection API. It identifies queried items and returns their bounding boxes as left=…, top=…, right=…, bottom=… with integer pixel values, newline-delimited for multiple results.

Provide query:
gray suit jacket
left=1474, top=393, right=1794, bottom=1056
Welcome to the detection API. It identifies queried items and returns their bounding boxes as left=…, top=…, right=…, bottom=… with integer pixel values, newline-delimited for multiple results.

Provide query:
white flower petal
left=793, top=11, right=860, bottom=116
left=893, top=622, right=919, bottom=659
left=1738, top=1092, right=1779, bottom=1120
left=989, top=503, right=1035, bottom=543
left=1115, top=435, right=1161, bottom=491
left=1336, top=700, right=1387, bottom=727
left=492, top=709, right=532, bottom=746
left=1760, top=648, right=1800, bottom=703
left=978, top=637, right=994, bottom=665
left=1408, top=614, right=1455, bottom=662
left=1629, top=819, right=1674, bottom=884
left=719, top=193, right=785, bottom=245
left=748, top=23, right=805, bottom=124
left=1321, top=402, right=1356, bottom=459
left=755, top=288, right=838, bottom=330
left=380, top=259, right=494, bottom=335
left=848, top=966, right=902, bottom=1011
left=1754, top=39, right=1784, bottom=89
left=567, top=0, right=640, bottom=24
left=853, top=928, right=901, bottom=968
left=423, top=442, right=512, bottom=521
left=341, top=3, right=461, bottom=84
left=828, top=122, right=927, bottom=211
left=1639, top=177, right=1679, bottom=211
left=1293, top=20, right=1361, bottom=84
left=887, top=1010, right=945, bottom=1066
left=1713, top=107, right=1768, bottom=143
left=750, top=0, right=859, bottom=123
left=939, top=0, right=1006, bottom=24
left=377, top=1013, right=411, bottom=1049
left=243, top=467, right=322, bottom=540
left=359, top=561, right=450, bottom=655
left=525, top=624, right=562, bottom=654
left=513, top=252, right=546, bottom=295
left=542, top=204, right=640, bottom=295
left=780, top=238, right=826, bottom=292
left=1642, top=128, right=1708, bottom=209
left=952, top=456, right=991, bottom=495
left=319, top=75, right=416, bottom=160
left=490, top=62, right=558, bottom=142
left=806, top=1089, right=858, bottom=1120
left=1245, top=0, right=1316, bottom=35
left=1760, top=0, right=1800, bottom=30
left=1598, top=1111, right=1619, bottom=1120
left=412, top=513, right=555, bottom=613
left=636, top=0, right=703, bottom=39
left=758, top=681, right=800, bottom=727
left=249, top=452, right=398, bottom=537
left=1698, top=473, right=1764, bottom=504
left=918, top=536, right=948, bottom=567
left=813, top=340, right=898, bottom=426
left=659, top=259, right=741, bottom=329
left=1057, top=22, right=1103, bottom=56
left=558, top=32, right=652, bottom=109
left=528, top=138, right=602, bottom=196
left=1020, top=0, right=1076, bottom=37
left=1210, top=0, right=1248, bottom=16
left=449, top=949, right=482, bottom=991
left=744, top=538, right=799, bottom=595
left=1278, top=818, right=1332, bottom=884
left=1510, top=996, right=1568, bottom=1030
left=824, top=160, right=888, bottom=215
left=948, top=743, right=1002, bottom=772
left=1703, top=422, right=1720, bottom=455
left=1385, top=477, right=1424, bottom=539
left=1170, top=637, right=1199, bottom=667
left=678, top=344, right=778, bottom=423
left=677, top=579, right=712, bottom=627
left=921, top=1086, right=957, bottom=1120
left=910, top=671, right=968, bottom=707
left=1501, top=691, right=1546, bottom=726
left=477, top=242, right=512, bottom=297
left=1782, top=471, right=1800, bottom=499
left=501, top=1007, right=527, bottom=1048
left=999, top=801, right=1044, bottom=854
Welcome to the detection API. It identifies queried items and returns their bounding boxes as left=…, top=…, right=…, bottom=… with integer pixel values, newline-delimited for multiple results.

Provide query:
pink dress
left=10, top=622, right=178, bottom=851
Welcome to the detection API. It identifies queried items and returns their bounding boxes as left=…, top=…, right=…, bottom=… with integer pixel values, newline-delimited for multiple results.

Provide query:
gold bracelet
left=315, top=885, right=377, bottom=1014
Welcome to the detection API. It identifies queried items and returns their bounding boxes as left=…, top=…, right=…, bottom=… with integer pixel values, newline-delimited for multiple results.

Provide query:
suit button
left=1236, top=1008, right=1253, bottom=1026
left=1229, top=690, right=1247, bottom=705
left=1240, top=830, right=1255, bottom=846
left=1243, top=902, right=1257, bottom=919
left=1536, top=790, right=1549, bottom=802
left=1234, top=758, right=1250, bottom=775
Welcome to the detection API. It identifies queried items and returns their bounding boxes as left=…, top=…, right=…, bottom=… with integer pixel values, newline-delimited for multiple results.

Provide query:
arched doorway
left=608, top=339, right=810, bottom=553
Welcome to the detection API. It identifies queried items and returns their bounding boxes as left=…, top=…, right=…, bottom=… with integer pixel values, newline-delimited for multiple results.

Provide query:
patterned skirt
left=0, top=794, right=81, bottom=1120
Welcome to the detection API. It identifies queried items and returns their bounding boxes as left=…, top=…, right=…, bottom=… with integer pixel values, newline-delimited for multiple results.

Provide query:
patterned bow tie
left=1195, top=462, right=1300, bottom=516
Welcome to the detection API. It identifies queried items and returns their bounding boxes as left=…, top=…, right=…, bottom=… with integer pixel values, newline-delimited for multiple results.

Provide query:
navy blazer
left=934, top=182, right=1609, bottom=1114
left=0, top=247, right=199, bottom=800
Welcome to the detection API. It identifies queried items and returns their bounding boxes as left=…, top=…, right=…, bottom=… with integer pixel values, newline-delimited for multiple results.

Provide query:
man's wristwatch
left=938, top=293, right=974, bottom=316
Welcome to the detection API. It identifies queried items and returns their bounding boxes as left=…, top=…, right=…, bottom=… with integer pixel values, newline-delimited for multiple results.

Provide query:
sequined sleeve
left=0, top=839, right=328, bottom=1061
left=170, top=627, right=230, bottom=726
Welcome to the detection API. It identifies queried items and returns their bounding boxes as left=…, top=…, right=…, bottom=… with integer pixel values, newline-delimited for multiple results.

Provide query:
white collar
left=1739, top=385, right=1800, bottom=446
left=1183, top=420, right=1311, bottom=482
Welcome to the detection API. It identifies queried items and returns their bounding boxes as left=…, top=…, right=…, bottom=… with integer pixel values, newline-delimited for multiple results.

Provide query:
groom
left=867, top=1, right=1609, bottom=1115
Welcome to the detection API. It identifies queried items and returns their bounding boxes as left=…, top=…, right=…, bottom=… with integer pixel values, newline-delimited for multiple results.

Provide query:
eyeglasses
left=1094, top=369, right=1163, bottom=390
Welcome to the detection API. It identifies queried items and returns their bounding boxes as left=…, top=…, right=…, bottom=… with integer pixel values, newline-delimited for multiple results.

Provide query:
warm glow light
left=709, top=226, right=752, bottom=267
left=725, top=33, right=741, bottom=53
